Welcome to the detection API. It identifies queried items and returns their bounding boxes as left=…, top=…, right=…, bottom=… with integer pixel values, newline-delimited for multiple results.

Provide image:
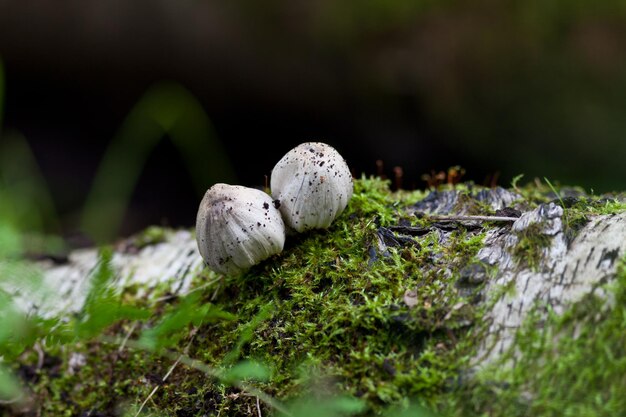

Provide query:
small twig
left=133, top=328, right=198, bottom=417
left=34, top=342, right=45, bottom=369
left=174, top=354, right=289, bottom=415
left=0, top=395, right=23, bottom=405
left=427, top=215, right=519, bottom=223
left=134, top=356, right=182, bottom=417
left=135, top=385, right=159, bottom=416
left=393, top=166, right=403, bottom=190
left=256, top=396, right=262, bottom=417
left=118, top=322, right=138, bottom=353
left=242, top=392, right=263, bottom=417
left=211, top=282, right=222, bottom=302
left=101, top=329, right=291, bottom=417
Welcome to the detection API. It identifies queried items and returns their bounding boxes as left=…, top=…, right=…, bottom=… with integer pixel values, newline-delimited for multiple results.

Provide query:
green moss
left=560, top=197, right=626, bottom=242
left=131, top=225, right=168, bottom=249
left=13, top=177, right=626, bottom=416
left=180, top=178, right=488, bottom=413
left=509, top=184, right=626, bottom=271
left=18, top=339, right=156, bottom=416
left=510, top=222, right=552, bottom=271
left=12, top=178, right=483, bottom=415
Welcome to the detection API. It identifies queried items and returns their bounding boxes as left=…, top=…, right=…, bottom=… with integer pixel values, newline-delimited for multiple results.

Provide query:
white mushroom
left=270, top=142, right=353, bottom=232
left=196, top=184, right=286, bottom=275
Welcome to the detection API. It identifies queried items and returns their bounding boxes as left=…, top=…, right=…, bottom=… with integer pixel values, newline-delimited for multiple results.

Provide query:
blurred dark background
left=1, top=0, right=625, bottom=242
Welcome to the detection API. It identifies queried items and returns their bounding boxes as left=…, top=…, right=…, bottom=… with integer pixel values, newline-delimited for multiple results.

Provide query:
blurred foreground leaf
left=382, top=402, right=437, bottom=417
left=0, top=218, right=21, bottom=258
left=75, top=249, right=150, bottom=339
left=81, top=82, right=236, bottom=242
left=0, top=133, right=60, bottom=234
left=221, top=360, right=271, bottom=384
left=0, top=364, right=21, bottom=402
left=0, top=289, right=30, bottom=360
left=138, top=291, right=235, bottom=351
left=281, top=395, right=366, bottom=417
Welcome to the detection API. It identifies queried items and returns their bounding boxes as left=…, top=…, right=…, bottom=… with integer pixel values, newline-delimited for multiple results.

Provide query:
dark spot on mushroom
left=263, top=202, right=270, bottom=210
left=273, top=200, right=281, bottom=209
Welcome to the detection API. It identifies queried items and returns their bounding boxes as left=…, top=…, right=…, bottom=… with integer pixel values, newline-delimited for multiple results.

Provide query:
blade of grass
left=544, top=176, right=569, bottom=227
left=281, top=395, right=367, bottom=417
left=81, top=82, right=236, bottom=243
left=511, top=173, right=524, bottom=193
left=137, top=291, right=235, bottom=351
left=0, top=132, right=61, bottom=234
left=543, top=177, right=563, bottom=208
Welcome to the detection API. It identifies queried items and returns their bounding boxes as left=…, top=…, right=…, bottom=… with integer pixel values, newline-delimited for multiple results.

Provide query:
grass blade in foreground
left=81, top=82, right=236, bottom=242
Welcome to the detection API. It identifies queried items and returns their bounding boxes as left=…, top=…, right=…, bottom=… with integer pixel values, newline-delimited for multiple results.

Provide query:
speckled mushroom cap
left=196, top=184, right=286, bottom=275
left=270, top=142, right=353, bottom=232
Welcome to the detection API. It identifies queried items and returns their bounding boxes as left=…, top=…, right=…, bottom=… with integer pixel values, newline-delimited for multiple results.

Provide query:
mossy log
left=5, top=178, right=626, bottom=416
left=22, top=186, right=626, bottom=366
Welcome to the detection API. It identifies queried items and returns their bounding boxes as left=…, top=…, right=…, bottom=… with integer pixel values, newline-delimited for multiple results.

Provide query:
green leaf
left=221, top=360, right=271, bottom=384
left=138, top=292, right=234, bottom=351
left=75, top=249, right=150, bottom=339
left=382, top=402, right=436, bottom=417
left=0, top=221, right=20, bottom=258
left=282, top=395, right=367, bottom=417
left=0, top=290, right=28, bottom=357
left=0, top=364, right=22, bottom=401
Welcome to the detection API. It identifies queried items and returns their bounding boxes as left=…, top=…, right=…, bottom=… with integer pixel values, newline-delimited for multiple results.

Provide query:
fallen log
left=4, top=178, right=626, bottom=416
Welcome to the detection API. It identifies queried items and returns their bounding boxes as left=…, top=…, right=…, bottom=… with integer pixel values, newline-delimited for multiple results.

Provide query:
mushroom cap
left=196, top=183, right=286, bottom=275
left=270, top=142, right=353, bottom=232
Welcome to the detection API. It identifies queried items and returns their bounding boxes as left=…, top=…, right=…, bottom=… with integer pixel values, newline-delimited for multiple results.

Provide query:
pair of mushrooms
left=196, top=142, right=353, bottom=275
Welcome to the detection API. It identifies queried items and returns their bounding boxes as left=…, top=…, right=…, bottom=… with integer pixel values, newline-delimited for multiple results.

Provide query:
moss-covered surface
left=7, top=177, right=626, bottom=416
left=510, top=221, right=552, bottom=271
left=448, top=257, right=626, bottom=417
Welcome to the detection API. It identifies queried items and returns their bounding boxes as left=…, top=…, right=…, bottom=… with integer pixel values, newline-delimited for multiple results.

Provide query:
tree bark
left=475, top=205, right=626, bottom=366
